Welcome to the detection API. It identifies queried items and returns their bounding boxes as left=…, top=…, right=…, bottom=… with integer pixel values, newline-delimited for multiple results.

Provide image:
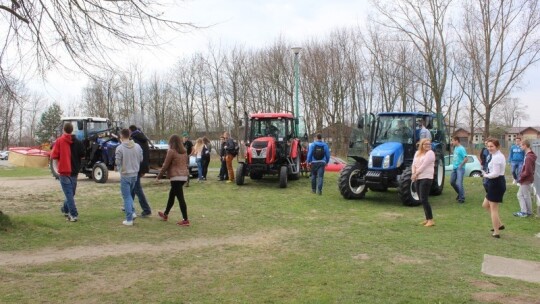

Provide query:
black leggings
left=165, top=181, right=188, bottom=220
left=417, top=178, right=433, bottom=220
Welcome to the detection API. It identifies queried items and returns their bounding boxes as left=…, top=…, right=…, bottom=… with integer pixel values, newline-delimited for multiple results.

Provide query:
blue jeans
left=310, top=162, right=326, bottom=194
left=60, top=175, right=78, bottom=217
left=450, top=167, right=465, bottom=201
left=121, top=175, right=137, bottom=221
left=196, top=157, right=203, bottom=180
left=131, top=175, right=151, bottom=214
left=511, top=161, right=523, bottom=181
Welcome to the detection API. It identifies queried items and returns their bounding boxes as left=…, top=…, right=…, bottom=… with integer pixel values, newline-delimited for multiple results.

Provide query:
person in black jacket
left=183, top=132, right=193, bottom=186
left=218, top=135, right=228, bottom=181
left=128, top=125, right=152, bottom=217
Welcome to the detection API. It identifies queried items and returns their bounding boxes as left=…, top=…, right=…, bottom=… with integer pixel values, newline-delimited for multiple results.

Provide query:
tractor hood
left=369, top=142, right=404, bottom=170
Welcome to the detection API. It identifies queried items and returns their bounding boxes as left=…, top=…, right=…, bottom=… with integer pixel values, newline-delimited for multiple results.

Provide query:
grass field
left=0, top=163, right=539, bottom=303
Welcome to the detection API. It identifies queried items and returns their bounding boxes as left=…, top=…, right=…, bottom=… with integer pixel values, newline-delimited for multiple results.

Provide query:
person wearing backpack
left=307, top=133, right=331, bottom=195
left=223, top=131, right=236, bottom=183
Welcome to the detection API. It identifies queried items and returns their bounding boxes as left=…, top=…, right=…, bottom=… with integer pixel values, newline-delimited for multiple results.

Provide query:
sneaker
left=67, top=214, right=78, bottom=222
left=512, top=179, right=517, bottom=185
left=122, top=220, right=133, bottom=226
left=226, top=180, right=233, bottom=183
left=517, top=183, right=521, bottom=186
left=158, top=211, right=168, bottom=221
left=177, top=219, right=190, bottom=226
left=140, top=211, right=152, bottom=218
left=132, top=212, right=137, bottom=219
left=60, top=206, right=68, bottom=217
left=514, top=212, right=529, bottom=218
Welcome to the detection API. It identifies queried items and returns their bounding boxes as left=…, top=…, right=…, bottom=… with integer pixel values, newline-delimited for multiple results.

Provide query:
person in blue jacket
left=509, top=137, right=525, bottom=185
left=307, top=133, right=331, bottom=195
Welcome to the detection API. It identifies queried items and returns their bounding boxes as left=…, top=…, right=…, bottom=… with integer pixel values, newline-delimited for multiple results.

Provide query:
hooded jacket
left=518, top=150, right=537, bottom=185
left=130, top=129, right=150, bottom=174
left=115, top=140, right=143, bottom=177
left=51, top=133, right=73, bottom=176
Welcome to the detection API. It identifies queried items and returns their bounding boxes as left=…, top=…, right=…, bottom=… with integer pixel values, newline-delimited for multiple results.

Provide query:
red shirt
left=50, top=134, right=73, bottom=176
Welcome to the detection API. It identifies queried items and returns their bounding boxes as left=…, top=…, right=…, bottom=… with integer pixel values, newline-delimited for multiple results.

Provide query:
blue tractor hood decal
left=371, top=142, right=403, bottom=157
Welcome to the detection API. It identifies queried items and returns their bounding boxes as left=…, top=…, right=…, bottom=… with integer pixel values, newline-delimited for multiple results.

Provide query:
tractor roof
left=377, top=112, right=436, bottom=117
left=61, top=117, right=108, bottom=122
left=250, top=113, right=295, bottom=119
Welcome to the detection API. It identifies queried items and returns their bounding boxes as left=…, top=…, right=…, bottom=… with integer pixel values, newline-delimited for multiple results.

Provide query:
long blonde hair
left=416, top=138, right=432, bottom=156
left=192, top=137, right=205, bottom=155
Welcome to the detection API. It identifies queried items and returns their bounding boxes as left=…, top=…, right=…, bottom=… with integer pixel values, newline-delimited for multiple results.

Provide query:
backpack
left=229, top=140, right=240, bottom=157
left=313, top=145, right=325, bottom=161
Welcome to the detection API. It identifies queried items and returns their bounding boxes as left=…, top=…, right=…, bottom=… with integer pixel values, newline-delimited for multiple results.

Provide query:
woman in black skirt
left=481, top=138, right=506, bottom=238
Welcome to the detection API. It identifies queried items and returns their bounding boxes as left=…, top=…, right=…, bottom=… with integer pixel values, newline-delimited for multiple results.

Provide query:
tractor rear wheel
left=279, top=166, right=288, bottom=188
left=338, top=162, right=368, bottom=199
left=236, top=163, right=245, bottom=185
left=92, top=163, right=108, bottom=183
left=398, top=167, right=421, bottom=206
left=430, top=153, right=445, bottom=195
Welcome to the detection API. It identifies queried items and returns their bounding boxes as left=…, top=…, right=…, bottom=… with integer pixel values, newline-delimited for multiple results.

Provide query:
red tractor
left=236, top=112, right=304, bottom=188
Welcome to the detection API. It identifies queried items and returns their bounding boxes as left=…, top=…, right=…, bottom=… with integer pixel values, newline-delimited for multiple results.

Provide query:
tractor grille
left=372, top=156, right=384, bottom=168
left=252, top=141, right=269, bottom=149
left=366, top=171, right=381, bottom=178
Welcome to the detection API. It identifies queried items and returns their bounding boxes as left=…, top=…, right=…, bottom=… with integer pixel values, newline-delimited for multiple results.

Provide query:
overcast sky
left=34, top=0, right=539, bottom=126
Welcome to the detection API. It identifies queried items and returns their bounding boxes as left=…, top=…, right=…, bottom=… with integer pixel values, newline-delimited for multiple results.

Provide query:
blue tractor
left=338, top=112, right=447, bottom=206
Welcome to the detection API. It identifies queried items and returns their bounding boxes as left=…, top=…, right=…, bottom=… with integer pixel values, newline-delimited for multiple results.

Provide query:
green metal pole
left=292, top=47, right=301, bottom=137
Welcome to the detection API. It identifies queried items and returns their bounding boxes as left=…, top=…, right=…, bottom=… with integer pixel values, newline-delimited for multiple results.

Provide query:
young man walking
left=223, top=131, right=236, bottom=183
left=450, top=136, right=467, bottom=203
left=509, top=137, right=525, bottom=185
left=116, top=129, right=143, bottom=226
left=514, top=139, right=536, bottom=217
left=307, top=133, right=330, bottom=195
left=128, top=125, right=152, bottom=217
left=51, top=122, right=84, bottom=222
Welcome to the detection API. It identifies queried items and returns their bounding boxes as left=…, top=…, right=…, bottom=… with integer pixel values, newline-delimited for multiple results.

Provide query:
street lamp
left=292, top=47, right=302, bottom=137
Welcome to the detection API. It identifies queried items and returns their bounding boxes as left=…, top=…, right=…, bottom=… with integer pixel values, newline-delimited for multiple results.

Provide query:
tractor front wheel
left=279, top=166, right=288, bottom=188
left=398, top=167, right=421, bottom=206
left=338, top=162, right=368, bottom=199
left=236, top=163, right=245, bottom=185
left=92, top=163, right=108, bottom=183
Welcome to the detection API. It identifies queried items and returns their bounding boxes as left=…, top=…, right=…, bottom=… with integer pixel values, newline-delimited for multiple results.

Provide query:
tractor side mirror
left=357, top=116, right=364, bottom=129
left=77, top=120, right=83, bottom=131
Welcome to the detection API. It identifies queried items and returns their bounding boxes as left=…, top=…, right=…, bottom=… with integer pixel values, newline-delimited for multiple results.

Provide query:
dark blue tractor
left=338, top=112, right=447, bottom=206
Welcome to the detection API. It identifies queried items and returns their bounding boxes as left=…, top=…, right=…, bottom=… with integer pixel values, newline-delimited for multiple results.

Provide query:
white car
left=0, top=150, right=9, bottom=160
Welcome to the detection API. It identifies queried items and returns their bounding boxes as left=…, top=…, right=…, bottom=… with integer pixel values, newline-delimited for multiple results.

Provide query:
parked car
left=444, top=154, right=483, bottom=177
left=326, top=156, right=347, bottom=172
left=0, top=150, right=9, bottom=160
left=152, top=144, right=198, bottom=177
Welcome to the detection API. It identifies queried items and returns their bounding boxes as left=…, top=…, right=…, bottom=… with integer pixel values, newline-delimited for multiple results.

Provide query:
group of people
left=414, top=134, right=536, bottom=238
left=51, top=123, right=241, bottom=226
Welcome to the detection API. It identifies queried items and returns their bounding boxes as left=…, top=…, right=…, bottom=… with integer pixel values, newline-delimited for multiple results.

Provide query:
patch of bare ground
left=470, top=280, right=500, bottom=289
left=391, top=254, right=425, bottom=264
left=0, top=229, right=295, bottom=267
left=471, top=292, right=540, bottom=304
left=380, top=212, right=404, bottom=219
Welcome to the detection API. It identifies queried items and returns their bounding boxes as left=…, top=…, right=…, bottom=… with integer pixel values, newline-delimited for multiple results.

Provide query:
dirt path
left=0, top=229, right=294, bottom=267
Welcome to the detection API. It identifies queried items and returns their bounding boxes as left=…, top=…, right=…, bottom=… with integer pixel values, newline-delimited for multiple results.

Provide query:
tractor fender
left=290, top=139, right=301, bottom=158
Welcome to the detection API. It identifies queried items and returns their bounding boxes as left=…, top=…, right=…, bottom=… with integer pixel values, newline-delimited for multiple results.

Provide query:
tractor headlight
left=383, top=155, right=391, bottom=169
left=368, top=155, right=373, bottom=167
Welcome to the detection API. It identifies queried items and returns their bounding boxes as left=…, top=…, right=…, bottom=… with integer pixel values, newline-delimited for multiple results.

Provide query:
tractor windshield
left=250, top=119, right=288, bottom=140
left=374, top=116, right=414, bottom=145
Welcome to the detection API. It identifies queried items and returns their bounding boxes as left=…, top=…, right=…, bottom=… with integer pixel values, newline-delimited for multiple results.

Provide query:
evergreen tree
left=35, top=103, right=63, bottom=144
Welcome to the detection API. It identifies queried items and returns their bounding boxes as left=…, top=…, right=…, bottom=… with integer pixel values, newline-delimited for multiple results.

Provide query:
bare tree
left=491, top=97, right=529, bottom=127
left=458, top=0, right=540, bottom=137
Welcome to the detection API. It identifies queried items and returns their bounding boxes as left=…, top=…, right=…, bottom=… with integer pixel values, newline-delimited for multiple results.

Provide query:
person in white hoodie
left=115, top=128, right=143, bottom=226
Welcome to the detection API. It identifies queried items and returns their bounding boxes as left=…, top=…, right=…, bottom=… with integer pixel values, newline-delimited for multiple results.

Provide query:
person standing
left=51, top=122, right=84, bottom=222
left=509, top=137, right=525, bottom=185
left=514, top=139, right=536, bottom=217
left=450, top=136, right=467, bottom=203
left=182, top=132, right=193, bottom=187
left=115, top=129, right=143, bottom=226
left=191, top=137, right=206, bottom=182
left=412, top=138, right=436, bottom=227
left=481, top=138, right=507, bottom=238
left=128, top=125, right=152, bottom=217
left=307, top=133, right=330, bottom=195
left=223, top=131, right=236, bottom=183
left=479, top=140, right=491, bottom=192
left=417, top=119, right=432, bottom=140
left=218, top=135, right=228, bottom=181
left=156, top=134, right=190, bottom=226
left=201, top=136, right=211, bottom=180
